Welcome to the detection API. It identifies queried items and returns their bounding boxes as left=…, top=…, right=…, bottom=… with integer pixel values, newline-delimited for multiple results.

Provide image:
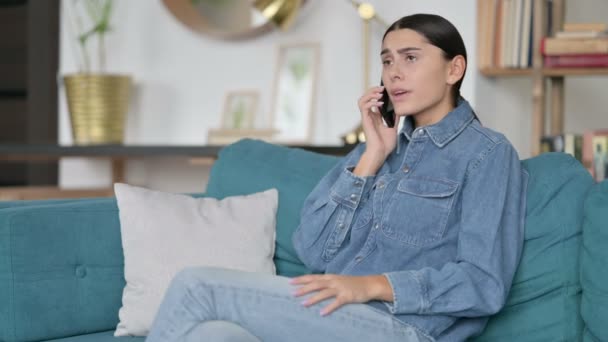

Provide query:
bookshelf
left=477, top=0, right=608, bottom=156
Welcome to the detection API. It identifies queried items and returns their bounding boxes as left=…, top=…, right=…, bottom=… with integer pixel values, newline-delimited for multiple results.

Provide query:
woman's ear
left=446, top=55, right=466, bottom=85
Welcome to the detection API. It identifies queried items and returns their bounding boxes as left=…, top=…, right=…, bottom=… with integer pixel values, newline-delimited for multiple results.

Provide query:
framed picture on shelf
left=221, top=90, right=259, bottom=130
left=270, top=42, right=320, bottom=144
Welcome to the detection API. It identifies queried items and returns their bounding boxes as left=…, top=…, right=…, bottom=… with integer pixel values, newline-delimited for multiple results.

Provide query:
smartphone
left=379, top=80, right=396, bottom=128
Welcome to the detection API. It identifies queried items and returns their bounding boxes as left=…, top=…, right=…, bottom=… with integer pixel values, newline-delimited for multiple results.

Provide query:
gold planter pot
left=64, top=74, right=131, bottom=145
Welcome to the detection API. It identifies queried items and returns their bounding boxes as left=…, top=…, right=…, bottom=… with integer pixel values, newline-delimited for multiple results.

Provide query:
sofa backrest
left=473, top=153, right=594, bottom=341
left=205, top=139, right=341, bottom=277
left=581, top=179, right=608, bottom=342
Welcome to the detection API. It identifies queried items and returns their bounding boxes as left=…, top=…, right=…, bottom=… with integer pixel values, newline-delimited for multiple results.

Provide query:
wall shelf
left=481, top=68, right=608, bottom=78
left=0, top=143, right=355, bottom=183
left=542, top=68, right=608, bottom=77
left=0, top=143, right=354, bottom=160
left=480, top=68, right=533, bottom=77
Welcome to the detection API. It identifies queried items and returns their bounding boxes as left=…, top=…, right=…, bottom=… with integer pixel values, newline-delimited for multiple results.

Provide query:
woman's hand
left=358, top=86, right=399, bottom=162
left=290, top=274, right=392, bottom=316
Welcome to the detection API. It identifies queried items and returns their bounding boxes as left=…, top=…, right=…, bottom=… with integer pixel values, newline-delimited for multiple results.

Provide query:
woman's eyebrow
left=380, top=47, right=422, bottom=56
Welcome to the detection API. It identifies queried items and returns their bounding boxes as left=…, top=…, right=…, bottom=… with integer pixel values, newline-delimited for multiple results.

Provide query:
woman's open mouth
left=391, top=89, right=411, bottom=102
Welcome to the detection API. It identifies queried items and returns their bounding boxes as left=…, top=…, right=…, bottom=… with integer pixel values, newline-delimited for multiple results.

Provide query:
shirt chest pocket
left=382, top=177, right=459, bottom=246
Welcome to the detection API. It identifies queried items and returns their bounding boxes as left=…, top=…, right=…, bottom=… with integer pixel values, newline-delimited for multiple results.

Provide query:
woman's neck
left=413, top=96, right=456, bottom=128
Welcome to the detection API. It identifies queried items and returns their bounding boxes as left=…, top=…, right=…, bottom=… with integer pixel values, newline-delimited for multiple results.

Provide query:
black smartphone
left=379, top=80, right=395, bottom=128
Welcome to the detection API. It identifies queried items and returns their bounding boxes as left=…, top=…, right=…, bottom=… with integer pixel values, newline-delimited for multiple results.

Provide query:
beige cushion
left=113, top=183, right=278, bottom=336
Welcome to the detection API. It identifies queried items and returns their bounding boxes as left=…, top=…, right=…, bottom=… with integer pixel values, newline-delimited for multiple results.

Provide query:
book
left=564, top=134, right=584, bottom=162
left=563, top=23, right=608, bottom=32
left=544, top=54, right=608, bottom=67
left=519, top=0, right=532, bottom=68
left=477, top=0, right=487, bottom=69
left=493, top=0, right=504, bottom=68
left=512, top=0, right=524, bottom=68
left=486, top=0, right=499, bottom=68
left=477, top=0, right=499, bottom=69
left=583, top=130, right=608, bottom=178
left=502, top=0, right=513, bottom=68
left=555, top=30, right=607, bottom=39
left=542, top=37, right=608, bottom=55
left=546, top=0, right=553, bottom=36
left=591, top=136, right=608, bottom=182
left=540, top=133, right=583, bottom=162
left=541, top=135, right=565, bottom=153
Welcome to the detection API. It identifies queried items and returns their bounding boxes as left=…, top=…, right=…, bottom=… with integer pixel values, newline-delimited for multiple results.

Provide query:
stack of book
left=542, top=23, right=608, bottom=68
left=541, top=130, right=608, bottom=182
left=477, top=0, right=536, bottom=70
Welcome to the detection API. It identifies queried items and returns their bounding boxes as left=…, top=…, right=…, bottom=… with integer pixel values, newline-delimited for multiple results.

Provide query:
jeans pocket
left=382, top=177, right=459, bottom=246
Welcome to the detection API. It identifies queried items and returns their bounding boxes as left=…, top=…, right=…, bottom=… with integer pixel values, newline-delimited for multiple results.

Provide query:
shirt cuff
left=382, top=271, right=425, bottom=315
left=329, top=166, right=375, bottom=209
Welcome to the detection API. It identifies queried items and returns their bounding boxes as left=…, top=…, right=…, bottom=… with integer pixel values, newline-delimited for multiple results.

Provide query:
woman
left=146, top=13, right=528, bottom=342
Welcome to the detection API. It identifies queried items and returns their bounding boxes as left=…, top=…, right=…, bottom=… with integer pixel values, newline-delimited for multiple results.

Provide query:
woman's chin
left=393, top=105, right=416, bottom=117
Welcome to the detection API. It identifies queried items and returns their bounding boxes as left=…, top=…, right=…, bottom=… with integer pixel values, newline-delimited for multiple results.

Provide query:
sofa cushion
left=473, top=153, right=594, bottom=342
left=205, top=139, right=341, bottom=277
left=581, top=180, right=608, bottom=342
left=113, top=184, right=278, bottom=336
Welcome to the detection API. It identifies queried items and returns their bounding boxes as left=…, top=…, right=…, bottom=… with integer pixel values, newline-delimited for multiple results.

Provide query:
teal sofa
left=1, top=139, right=607, bottom=342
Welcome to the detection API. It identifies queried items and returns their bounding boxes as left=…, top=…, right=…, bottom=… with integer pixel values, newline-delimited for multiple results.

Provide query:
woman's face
left=381, top=28, right=461, bottom=126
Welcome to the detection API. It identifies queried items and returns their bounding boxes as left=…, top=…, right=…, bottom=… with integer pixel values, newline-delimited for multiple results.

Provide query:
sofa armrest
left=0, top=198, right=125, bottom=341
left=0, top=192, right=204, bottom=342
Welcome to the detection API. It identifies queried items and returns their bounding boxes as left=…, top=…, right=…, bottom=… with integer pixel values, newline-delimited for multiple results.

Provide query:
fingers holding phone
left=357, top=85, right=398, bottom=159
left=358, top=86, right=385, bottom=119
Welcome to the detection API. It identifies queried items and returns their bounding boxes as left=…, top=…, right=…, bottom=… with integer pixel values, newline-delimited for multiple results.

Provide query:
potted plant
left=63, top=0, right=131, bottom=145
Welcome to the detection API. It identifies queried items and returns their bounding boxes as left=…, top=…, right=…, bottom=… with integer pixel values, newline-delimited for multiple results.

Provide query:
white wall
left=58, top=0, right=479, bottom=192
left=58, top=0, right=608, bottom=192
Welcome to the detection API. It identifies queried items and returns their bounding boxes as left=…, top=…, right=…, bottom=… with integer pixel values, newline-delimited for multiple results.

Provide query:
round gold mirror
left=162, top=0, right=306, bottom=40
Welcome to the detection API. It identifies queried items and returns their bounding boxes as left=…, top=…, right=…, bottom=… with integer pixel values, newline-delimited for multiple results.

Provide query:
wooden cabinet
left=0, top=0, right=60, bottom=186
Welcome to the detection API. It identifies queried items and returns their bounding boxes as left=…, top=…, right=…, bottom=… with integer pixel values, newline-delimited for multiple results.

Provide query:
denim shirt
left=292, top=98, right=529, bottom=341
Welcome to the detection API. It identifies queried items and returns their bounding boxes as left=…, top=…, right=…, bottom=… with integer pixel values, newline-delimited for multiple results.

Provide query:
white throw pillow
left=113, top=183, right=278, bottom=336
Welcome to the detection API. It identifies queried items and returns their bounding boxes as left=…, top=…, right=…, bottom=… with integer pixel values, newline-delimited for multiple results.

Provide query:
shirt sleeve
left=383, top=141, right=529, bottom=317
left=292, top=144, right=377, bottom=273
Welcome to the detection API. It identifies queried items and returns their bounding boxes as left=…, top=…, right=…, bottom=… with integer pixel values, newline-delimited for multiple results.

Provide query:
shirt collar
left=399, top=97, right=475, bottom=148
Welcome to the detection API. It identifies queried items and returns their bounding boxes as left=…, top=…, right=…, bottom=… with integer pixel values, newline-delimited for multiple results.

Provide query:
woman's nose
left=389, top=65, right=403, bottom=81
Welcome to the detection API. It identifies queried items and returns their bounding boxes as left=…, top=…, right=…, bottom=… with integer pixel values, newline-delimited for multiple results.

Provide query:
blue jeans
left=146, top=267, right=432, bottom=342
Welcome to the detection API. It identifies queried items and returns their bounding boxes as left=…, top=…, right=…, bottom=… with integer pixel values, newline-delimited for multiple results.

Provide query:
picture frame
left=269, top=42, right=320, bottom=144
left=221, top=90, right=259, bottom=130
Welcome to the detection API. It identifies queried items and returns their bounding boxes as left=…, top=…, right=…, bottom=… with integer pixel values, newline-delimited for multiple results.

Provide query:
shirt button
left=350, top=194, right=357, bottom=200
left=403, top=166, right=410, bottom=173
left=338, top=223, right=345, bottom=229
left=374, top=224, right=379, bottom=230
left=355, top=256, right=363, bottom=262
left=419, top=129, right=425, bottom=136
left=354, top=180, right=363, bottom=187
left=377, top=182, right=385, bottom=189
